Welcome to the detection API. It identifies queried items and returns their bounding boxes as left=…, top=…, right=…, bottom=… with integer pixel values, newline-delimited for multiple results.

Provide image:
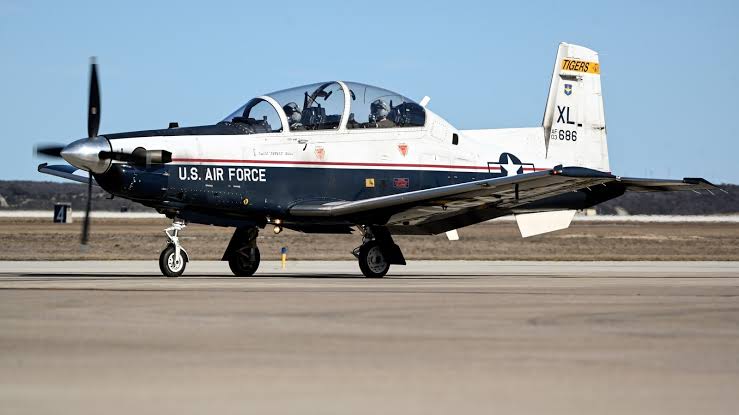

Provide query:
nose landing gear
left=159, top=219, right=189, bottom=278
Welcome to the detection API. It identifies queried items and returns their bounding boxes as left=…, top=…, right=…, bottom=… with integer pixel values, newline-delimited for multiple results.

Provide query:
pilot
left=367, top=99, right=395, bottom=128
left=283, top=102, right=304, bottom=130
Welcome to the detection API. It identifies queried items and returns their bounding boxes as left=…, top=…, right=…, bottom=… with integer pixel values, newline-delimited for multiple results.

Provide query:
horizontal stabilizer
left=515, top=210, right=576, bottom=237
left=618, top=177, right=719, bottom=192
left=38, top=163, right=98, bottom=186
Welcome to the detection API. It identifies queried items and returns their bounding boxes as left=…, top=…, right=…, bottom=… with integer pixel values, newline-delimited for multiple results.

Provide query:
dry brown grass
left=0, top=218, right=737, bottom=261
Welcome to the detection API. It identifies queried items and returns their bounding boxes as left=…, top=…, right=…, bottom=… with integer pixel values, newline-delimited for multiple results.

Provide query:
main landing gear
left=159, top=219, right=190, bottom=278
left=353, top=226, right=406, bottom=278
left=222, top=226, right=261, bottom=277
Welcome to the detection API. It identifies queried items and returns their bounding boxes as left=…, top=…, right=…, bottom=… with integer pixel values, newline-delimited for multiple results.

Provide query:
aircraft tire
left=358, top=241, right=390, bottom=278
left=228, top=247, right=260, bottom=277
left=159, top=244, right=187, bottom=278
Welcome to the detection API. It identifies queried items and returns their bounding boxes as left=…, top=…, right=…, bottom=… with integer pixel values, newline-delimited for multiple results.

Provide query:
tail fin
left=543, top=43, right=609, bottom=172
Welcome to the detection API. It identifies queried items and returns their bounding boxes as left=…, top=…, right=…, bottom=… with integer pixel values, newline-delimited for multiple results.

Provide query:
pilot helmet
left=370, top=99, right=389, bottom=121
left=283, top=102, right=302, bottom=124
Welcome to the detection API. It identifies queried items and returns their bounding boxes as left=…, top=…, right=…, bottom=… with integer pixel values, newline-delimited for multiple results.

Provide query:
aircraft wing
left=289, top=167, right=719, bottom=234
left=38, top=163, right=99, bottom=186
left=289, top=166, right=608, bottom=233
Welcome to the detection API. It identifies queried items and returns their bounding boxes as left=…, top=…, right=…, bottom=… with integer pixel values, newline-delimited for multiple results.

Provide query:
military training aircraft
left=35, top=42, right=717, bottom=278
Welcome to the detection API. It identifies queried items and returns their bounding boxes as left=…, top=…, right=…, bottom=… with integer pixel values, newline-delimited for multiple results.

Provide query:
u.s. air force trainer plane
left=36, top=43, right=717, bottom=277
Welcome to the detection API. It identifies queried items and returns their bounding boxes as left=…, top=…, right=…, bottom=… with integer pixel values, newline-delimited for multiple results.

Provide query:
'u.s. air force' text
left=178, top=167, right=266, bottom=182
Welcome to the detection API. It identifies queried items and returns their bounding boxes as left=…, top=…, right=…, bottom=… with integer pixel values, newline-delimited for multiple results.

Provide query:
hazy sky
left=1, top=0, right=737, bottom=183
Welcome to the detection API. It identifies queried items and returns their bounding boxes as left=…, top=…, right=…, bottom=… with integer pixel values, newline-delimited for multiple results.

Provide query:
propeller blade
left=80, top=171, right=93, bottom=247
left=88, top=57, right=100, bottom=138
left=35, top=145, right=65, bottom=158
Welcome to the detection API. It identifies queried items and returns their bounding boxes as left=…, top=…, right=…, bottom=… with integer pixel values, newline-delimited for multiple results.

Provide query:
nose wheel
left=159, top=220, right=189, bottom=278
left=160, top=244, right=187, bottom=277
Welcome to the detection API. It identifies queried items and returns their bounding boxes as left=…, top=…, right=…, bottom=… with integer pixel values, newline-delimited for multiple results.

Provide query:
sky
left=1, top=0, right=738, bottom=183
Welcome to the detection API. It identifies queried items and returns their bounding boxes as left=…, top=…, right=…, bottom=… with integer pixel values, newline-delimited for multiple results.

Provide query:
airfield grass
left=0, top=218, right=737, bottom=261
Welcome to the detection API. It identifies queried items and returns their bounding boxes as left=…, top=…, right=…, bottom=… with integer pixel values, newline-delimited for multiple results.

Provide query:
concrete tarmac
left=1, top=261, right=738, bottom=414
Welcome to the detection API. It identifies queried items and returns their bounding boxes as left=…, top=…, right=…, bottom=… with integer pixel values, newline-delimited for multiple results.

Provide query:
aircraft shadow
left=7, top=273, right=478, bottom=280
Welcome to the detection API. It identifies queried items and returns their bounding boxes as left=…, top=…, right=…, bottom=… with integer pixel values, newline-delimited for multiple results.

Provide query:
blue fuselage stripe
left=163, top=164, right=503, bottom=212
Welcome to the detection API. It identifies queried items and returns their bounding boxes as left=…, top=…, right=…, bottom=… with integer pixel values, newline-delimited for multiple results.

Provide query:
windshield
left=222, top=98, right=282, bottom=133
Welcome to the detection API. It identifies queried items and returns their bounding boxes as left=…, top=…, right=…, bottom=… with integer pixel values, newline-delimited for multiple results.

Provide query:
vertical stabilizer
left=543, top=43, right=609, bottom=172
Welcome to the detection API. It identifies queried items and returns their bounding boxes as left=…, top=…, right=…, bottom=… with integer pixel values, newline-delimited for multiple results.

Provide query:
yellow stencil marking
left=561, top=59, right=600, bottom=74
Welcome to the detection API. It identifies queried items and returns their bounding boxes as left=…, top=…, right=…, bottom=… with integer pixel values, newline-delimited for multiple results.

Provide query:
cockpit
left=221, top=81, right=426, bottom=134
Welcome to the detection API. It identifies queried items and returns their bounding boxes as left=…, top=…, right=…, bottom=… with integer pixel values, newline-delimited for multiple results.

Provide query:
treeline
left=595, top=184, right=738, bottom=215
left=0, top=181, right=153, bottom=212
left=0, top=180, right=736, bottom=215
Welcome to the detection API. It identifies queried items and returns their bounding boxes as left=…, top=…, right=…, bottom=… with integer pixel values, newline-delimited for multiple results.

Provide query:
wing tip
left=683, top=177, right=725, bottom=192
left=683, top=177, right=713, bottom=186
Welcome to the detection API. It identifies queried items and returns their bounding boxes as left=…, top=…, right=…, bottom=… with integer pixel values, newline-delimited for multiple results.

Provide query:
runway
left=1, top=261, right=738, bottom=414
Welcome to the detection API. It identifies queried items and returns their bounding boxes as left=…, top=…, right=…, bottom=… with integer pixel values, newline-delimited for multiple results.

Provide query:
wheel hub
left=366, top=246, right=388, bottom=274
left=167, top=252, right=184, bottom=272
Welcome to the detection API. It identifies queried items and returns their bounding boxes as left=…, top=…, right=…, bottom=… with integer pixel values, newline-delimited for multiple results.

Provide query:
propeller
left=80, top=171, right=93, bottom=247
left=88, top=57, right=100, bottom=138
left=80, top=57, right=100, bottom=248
left=35, top=145, right=65, bottom=158
left=34, top=58, right=172, bottom=248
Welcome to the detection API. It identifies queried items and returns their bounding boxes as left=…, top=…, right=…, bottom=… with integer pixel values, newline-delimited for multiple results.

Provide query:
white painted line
left=491, top=214, right=739, bottom=223
left=1, top=211, right=738, bottom=222
left=0, top=210, right=164, bottom=219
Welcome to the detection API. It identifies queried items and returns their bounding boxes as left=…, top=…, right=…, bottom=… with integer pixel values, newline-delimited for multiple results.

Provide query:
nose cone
left=61, top=136, right=112, bottom=174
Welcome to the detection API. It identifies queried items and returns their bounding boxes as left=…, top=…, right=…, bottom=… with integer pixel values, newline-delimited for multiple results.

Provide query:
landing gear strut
left=159, top=219, right=189, bottom=278
left=222, top=226, right=261, bottom=277
left=353, top=226, right=405, bottom=278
